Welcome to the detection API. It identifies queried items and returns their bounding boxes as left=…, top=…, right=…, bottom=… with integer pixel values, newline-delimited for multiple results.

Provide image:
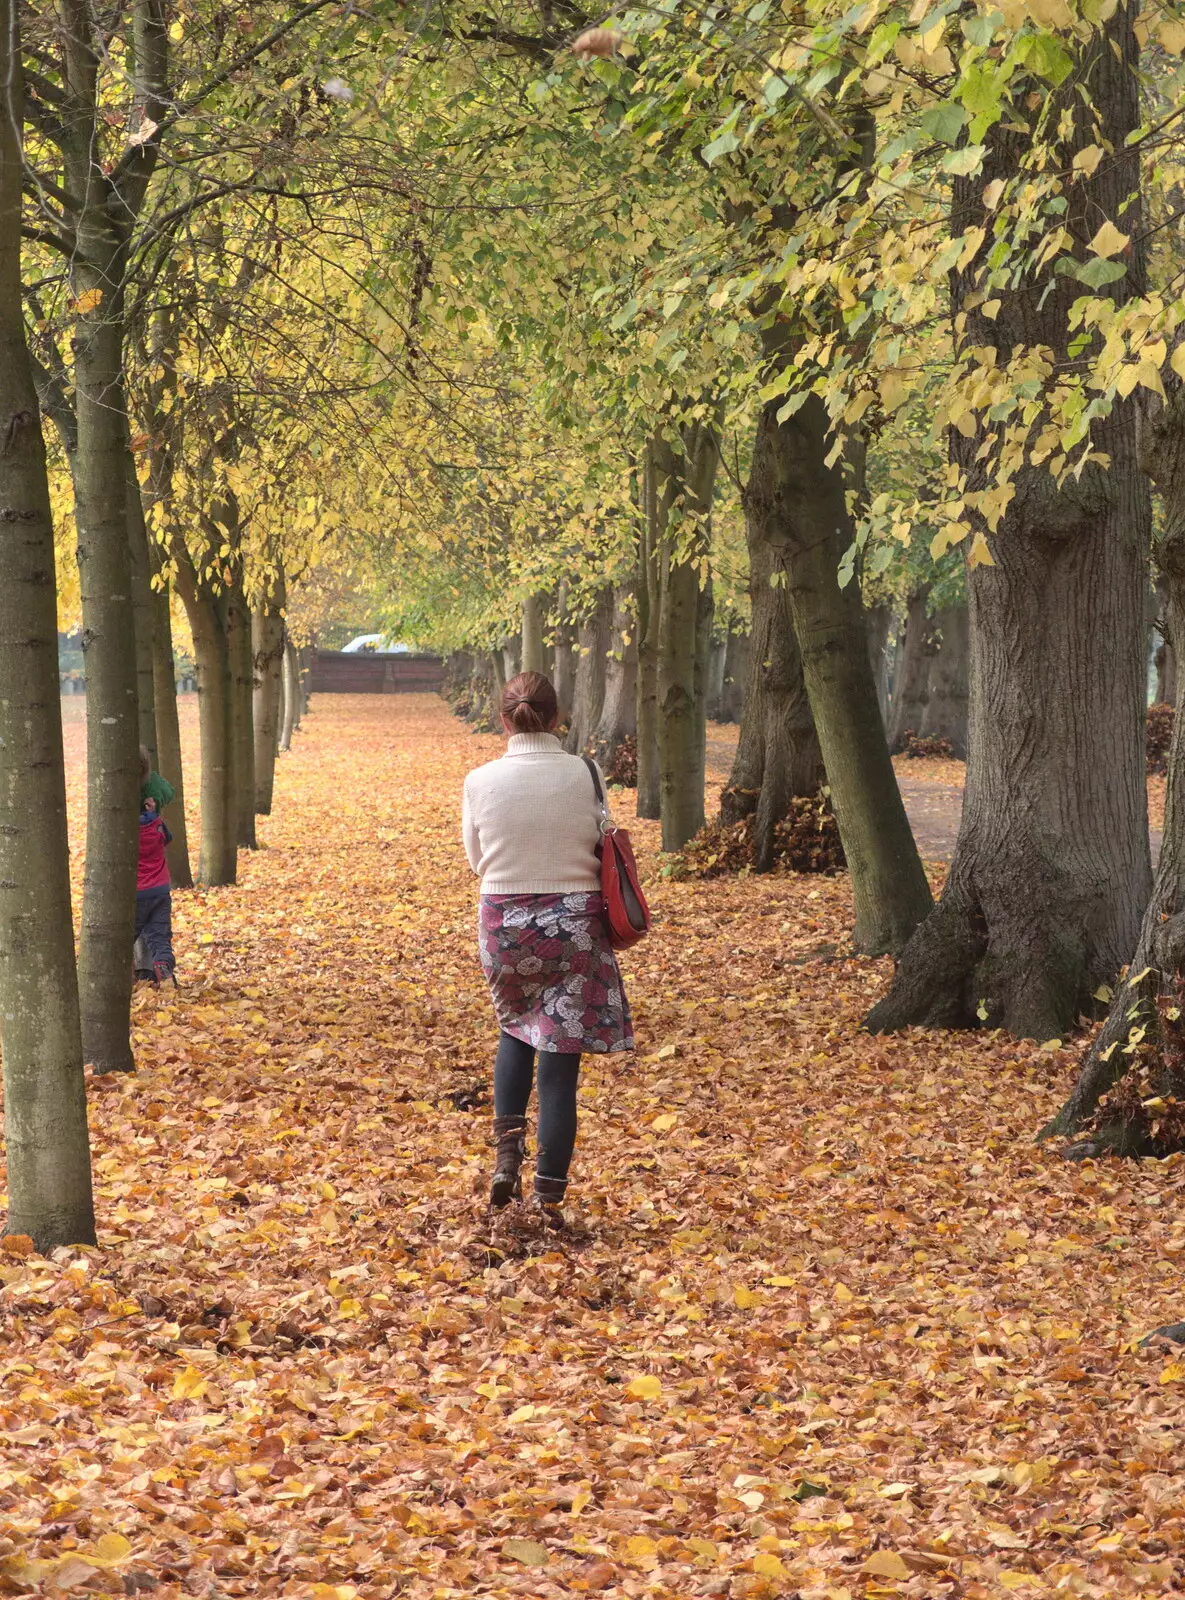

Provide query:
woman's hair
left=501, top=672, right=558, bottom=734
left=139, top=744, right=152, bottom=781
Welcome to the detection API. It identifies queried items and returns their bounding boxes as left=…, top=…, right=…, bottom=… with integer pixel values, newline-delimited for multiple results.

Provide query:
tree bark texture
left=1041, top=388, right=1185, bottom=1145
left=590, top=584, right=638, bottom=769
left=636, top=442, right=661, bottom=821
left=521, top=593, right=547, bottom=677
left=721, top=488, right=825, bottom=870
left=1156, top=636, right=1177, bottom=707
left=752, top=392, right=931, bottom=952
left=868, top=7, right=1150, bottom=1035
left=918, top=604, right=969, bottom=758
left=0, top=0, right=97, bottom=1244
left=865, top=601, right=892, bottom=729
left=252, top=571, right=286, bottom=816
left=150, top=573, right=193, bottom=890
left=565, top=590, right=612, bottom=755
left=705, top=640, right=727, bottom=721
left=887, top=588, right=933, bottom=752
left=655, top=422, right=718, bottom=851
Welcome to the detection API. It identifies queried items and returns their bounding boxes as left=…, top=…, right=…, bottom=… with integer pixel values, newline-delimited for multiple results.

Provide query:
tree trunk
left=227, top=582, right=256, bottom=849
left=590, top=584, right=638, bottom=769
left=553, top=598, right=576, bottom=725
left=565, top=589, right=613, bottom=755
left=720, top=399, right=826, bottom=866
left=705, top=639, right=727, bottom=721
left=718, top=626, right=748, bottom=724
left=868, top=7, right=1150, bottom=1035
left=74, top=279, right=138, bottom=1075
left=752, top=392, right=932, bottom=951
left=636, top=441, right=661, bottom=820
left=177, top=570, right=237, bottom=888
left=150, top=573, right=193, bottom=890
left=0, top=0, right=96, bottom=1243
left=126, top=456, right=157, bottom=758
left=721, top=490, right=824, bottom=869
left=655, top=421, right=718, bottom=850
left=887, top=588, right=933, bottom=752
left=865, top=602, right=892, bottom=729
left=279, top=638, right=299, bottom=753
left=918, top=604, right=969, bottom=758
left=521, top=592, right=547, bottom=676
left=1042, top=387, right=1185, bottom=1149
left=1156, top=636, right=1177, bottom=707
left=252, top=570, right=286, bottom=815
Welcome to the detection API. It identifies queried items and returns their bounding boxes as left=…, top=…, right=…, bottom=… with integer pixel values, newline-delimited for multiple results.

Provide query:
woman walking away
left=462, top=671, right=634, bottom=1226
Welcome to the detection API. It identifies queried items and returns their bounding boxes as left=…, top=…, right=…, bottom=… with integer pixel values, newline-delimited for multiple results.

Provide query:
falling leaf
left=72, top=288, right=103, bottom=314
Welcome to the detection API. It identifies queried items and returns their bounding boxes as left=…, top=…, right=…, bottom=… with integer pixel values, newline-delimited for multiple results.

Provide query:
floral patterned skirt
left=478, top=892, right=634, bottom=1055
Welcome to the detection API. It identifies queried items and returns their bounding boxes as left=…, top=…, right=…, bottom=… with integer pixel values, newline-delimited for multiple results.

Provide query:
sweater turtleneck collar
left=506, top=732, right=562, bottom=755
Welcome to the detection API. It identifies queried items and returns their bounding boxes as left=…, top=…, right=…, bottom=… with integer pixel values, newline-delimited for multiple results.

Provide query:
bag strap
left=581, top=755, right=609, bottom=825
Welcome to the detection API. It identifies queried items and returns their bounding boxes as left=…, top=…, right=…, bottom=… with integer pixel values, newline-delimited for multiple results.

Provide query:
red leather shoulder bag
left=581, top=757, right=651, bottom=951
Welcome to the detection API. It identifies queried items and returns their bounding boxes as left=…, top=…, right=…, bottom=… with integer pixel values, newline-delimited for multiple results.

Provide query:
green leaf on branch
left=919, top=102, right=967, bottom=146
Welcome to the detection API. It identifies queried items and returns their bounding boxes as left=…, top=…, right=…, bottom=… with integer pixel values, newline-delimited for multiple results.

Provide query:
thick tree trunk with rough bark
left=865, top=602, right=892, bottom=729
left=705, top=640, right=727, bottom=721
left=590, top=584, right=637, bottom=769
left=752, top=391, right=931, bottom=951
left=565, top=590, right=613, bottom=755
left=637, top=442, right=661, bottom=819
left=868, top=8, right=1150, bottom=1035
left=252, top=572, right=286, bottom=816
left=150, top=571, right=192, bottom=889
left=655, top=422, right=718, bottom=850
left=1041, top=390, right=1185, bottom=1149
left=888, top=588, right=932, bottom=752
left=0, top=2, right=96, bottom=1243
left=721, top=476, right=824, bottom=869
left=521, top=593, right=547, bottom=676
left=918, top=604, right=969, bottom=758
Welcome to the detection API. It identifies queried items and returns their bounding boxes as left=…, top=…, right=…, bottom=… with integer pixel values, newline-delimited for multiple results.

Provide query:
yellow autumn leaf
left=1159, top=18, right=1185, bottom=50
left=651, top=1112, right=678, bottom=1132
left=90, top=1535, right=132, bottom=1566
left=502, top=1537, right=548, bottom=1567
left=171, top=1366, right=208, bottom=1401
left=1159, top=1360, right=1185, bottom=1383
left=627, top=1374, right=663, bottom=1400
left=734, top=1284, right=760, bottom=1308
left=833, top=1282, right=854, bottom=1302
left=753, top=1552, right=787, bottom=1578
left=969, top=531, right=996, bottom=568
left=1089, top=220, right=1130, bottom=258
left=863, top=1549, right=910, bottom=1579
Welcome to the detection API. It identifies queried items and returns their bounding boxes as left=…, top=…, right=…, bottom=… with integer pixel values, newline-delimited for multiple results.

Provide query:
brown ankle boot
left=490, top=1116, right=527, bottom=1208
left=531, top=1173, right=568, bottom=1228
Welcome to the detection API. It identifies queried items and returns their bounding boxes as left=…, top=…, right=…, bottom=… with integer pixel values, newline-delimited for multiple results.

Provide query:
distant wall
left=308, top=650, right=445, bottom=694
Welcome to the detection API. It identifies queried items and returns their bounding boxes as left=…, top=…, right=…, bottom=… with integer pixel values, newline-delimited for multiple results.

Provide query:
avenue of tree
left=5, top=0, right=1185, bottom=1244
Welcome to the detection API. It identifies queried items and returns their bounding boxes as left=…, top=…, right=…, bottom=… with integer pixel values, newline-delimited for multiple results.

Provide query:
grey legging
left=493, top=1032, right=580, bottom=1180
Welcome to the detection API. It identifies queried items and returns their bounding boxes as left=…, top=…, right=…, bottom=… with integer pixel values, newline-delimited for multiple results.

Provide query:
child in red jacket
left=135, top=795, right=176, bottom=986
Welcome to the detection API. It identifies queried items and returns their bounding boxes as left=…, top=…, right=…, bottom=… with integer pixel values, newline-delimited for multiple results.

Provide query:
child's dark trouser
left=493, top=1031, right=580, bottom=1180
left=135, top=888, right=174, bottom=974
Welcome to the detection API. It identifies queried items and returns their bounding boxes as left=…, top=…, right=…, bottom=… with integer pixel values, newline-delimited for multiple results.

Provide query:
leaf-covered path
left=4, top=695, right=1184, bottom=1598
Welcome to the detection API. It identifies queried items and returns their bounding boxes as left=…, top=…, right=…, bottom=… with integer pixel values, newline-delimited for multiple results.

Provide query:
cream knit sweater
left=462, top=733, right=608, bottom=894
